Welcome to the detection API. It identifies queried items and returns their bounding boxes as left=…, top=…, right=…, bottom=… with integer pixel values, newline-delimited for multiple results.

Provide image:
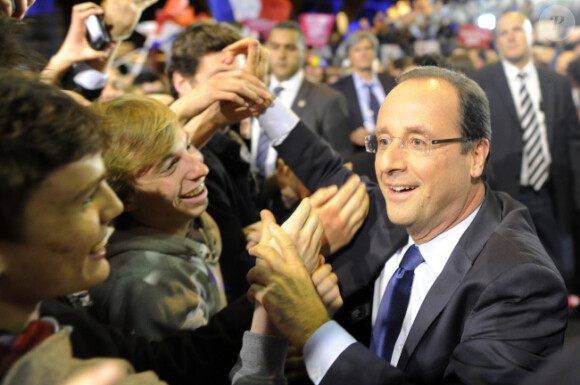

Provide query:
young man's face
left=0, top=154, right=123, bottom=302
left=349, top=38, right=375, bottom=73
left=129, top=129, right=209, bottom=234
left=266, top=28, right=304, bottom=82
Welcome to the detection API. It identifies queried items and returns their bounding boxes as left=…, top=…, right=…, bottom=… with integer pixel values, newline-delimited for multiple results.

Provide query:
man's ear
left=171, top=71, right=194, bottom=97
left=470, top=138, right=490, bottom=179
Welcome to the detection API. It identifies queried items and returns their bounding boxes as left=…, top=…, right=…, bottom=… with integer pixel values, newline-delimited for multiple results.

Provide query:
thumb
left=260, top=209, right=277, bottom=226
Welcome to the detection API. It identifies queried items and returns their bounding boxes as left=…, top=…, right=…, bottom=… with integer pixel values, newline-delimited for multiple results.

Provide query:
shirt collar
left=502, top=59, right=536, bottom=82
left=409, top=203, right=482, bottom=277
left=270, top=69, right=304, bottom=93
left=352, top=71, right=379, bottom=89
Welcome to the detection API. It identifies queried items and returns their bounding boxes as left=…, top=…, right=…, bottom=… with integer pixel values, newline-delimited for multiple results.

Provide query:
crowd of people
left=1, top=0, right=580, bottom=384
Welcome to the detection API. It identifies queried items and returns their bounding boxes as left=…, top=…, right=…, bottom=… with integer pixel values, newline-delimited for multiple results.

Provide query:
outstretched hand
left=222, top=38, right=270, bottom=83
left=247, top=223, right=330, bottom=349
left=172, top=68, right=271, bottom=126
left=41, top=3, right=112, bottom=86
left=310, top=174, right=369, bottom=255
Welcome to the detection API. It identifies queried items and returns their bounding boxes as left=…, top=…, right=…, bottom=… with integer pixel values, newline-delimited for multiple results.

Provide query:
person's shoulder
left=377, top=72, right=396, bottom=89
left=306, top=79, right=347, bottom=99
left=470, top=62, right=503, bottom=81
left=482, top=190, right=559, bottom=269
left=537, top=65, right=572, bottom=86
left=331, top=74, right=354, bottom=89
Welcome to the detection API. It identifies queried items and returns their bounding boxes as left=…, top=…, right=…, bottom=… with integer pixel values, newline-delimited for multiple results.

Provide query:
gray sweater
left=90, top=213, right=227, bottom=341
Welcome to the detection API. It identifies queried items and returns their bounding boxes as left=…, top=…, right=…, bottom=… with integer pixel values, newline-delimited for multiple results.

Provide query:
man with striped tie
left=471, top=11, right=580, bottom=284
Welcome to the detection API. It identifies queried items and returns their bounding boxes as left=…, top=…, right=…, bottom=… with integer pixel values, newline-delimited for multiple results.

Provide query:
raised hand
left=310, top=174, right=369, bottom=255
left=280, top=199, right=323, bottom=274
left=247, top=223, right=330, bottom=349
left=41, top=3, right=111, bottom=86
left=222, top=37, right=270, bottom=82
left=171, top=68, right=271, bottom=125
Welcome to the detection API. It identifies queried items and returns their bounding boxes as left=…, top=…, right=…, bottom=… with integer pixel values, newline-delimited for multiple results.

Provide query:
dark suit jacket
left=470, top=63, right=580, bottom=231
left=291, top=78, right=353, bottom=159
left=275, top=122, right=568, bottom=385
left=331, top=72, right=396, bottom=131
left=519, top=336, right=580, bottom=385
left=40, top=295, right=253, bottom=385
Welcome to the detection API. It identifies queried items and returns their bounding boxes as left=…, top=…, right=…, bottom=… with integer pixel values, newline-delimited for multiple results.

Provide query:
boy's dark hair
left=0, top=70, right=104, bottom=241
left=167, top=21, right=241, bottom=97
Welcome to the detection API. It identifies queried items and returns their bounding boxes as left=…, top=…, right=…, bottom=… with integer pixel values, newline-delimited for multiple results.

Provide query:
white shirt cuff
left=257, top=99, right=299, bottom=146
left=72, top=62, right=108, bottom=90
left=303, top=320, right=357, bottom=384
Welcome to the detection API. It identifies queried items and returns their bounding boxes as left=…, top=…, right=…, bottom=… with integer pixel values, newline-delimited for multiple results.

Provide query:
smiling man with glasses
left=241, top=65, right=567, bottom=385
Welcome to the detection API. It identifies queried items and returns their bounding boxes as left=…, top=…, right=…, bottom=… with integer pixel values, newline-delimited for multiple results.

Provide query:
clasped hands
left=246, top=197, right=343, bottom=350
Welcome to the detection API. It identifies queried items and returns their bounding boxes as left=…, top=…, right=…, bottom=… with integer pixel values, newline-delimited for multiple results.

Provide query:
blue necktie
left=370, top=245, right=424, bottom=362
left=367, top=84, right=380, bottom=124
left=256, top=86, right=283, bottom=176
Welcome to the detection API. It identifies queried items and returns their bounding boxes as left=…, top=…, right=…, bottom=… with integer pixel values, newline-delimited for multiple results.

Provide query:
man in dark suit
left=470, top=11, right=580, bottom=283
left=331, top=30, right=396, bottom=151
left=247, top=66, right=567, bottom=384
left=251, top=21, right=352, bottom=178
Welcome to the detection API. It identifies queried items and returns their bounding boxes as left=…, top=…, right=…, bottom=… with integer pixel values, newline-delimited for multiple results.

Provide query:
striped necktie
left=517, top=72, right=549, bottom=191
left=256, top=86, right=283, bottom=177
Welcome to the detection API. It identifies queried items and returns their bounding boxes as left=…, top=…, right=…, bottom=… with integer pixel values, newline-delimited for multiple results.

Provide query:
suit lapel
left=346, top=75, right=363, bottom=127
left=538, top=69, right=556, bottom=146
left=291, top=79, right=311, bottom=112
left=397, top=187, right=501, bottom=369
left=494, top=65, right=520, bottom=125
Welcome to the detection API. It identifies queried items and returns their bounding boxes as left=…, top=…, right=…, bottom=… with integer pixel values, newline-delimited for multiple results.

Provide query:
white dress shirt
left=352, top=72, right=387, bottom=132
left=250, top=70, right=305, bottom=177
left=303, top=205, right=481, bottom=384
left=501, top=60, right=551, bottom=185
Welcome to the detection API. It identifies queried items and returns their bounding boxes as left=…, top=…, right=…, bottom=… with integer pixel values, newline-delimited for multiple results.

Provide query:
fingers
left=312, top=264, right=338, bottom=296
left=244, top=39, right=259, bottom=74
left=281, top=198, right=312, bottom=235
left=12, top=0, right=28, bottom=19
left=311, top=263, right=332, bottom=286
left=247, top=282, right=267, bottom=304
left=326, top=174, right=362, bottom=209
left=268, top=224, right=305, bottom=267
left=260, top=209, right=277, bottom=226
left=247, top=264, right=274, bottom=288
left=309, top=185, right=338, bottom=208
left=341, top=181, right=370, bottom=228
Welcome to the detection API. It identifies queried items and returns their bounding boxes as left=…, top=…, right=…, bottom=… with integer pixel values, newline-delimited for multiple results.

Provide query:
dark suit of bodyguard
left=470, top=12, right=580, bottom=282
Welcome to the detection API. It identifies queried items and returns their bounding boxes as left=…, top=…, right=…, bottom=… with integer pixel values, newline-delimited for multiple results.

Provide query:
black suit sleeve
left=320, top=90, right=355, bottom=159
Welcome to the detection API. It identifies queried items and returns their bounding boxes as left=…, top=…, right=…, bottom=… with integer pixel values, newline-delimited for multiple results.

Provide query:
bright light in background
left=477, top=13, right=496, bottom=30
left=396, top=1, right=411, bottom=16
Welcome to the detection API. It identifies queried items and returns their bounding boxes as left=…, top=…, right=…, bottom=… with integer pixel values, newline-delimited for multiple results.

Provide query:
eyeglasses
left=365, top=133, right=473, bottom=155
